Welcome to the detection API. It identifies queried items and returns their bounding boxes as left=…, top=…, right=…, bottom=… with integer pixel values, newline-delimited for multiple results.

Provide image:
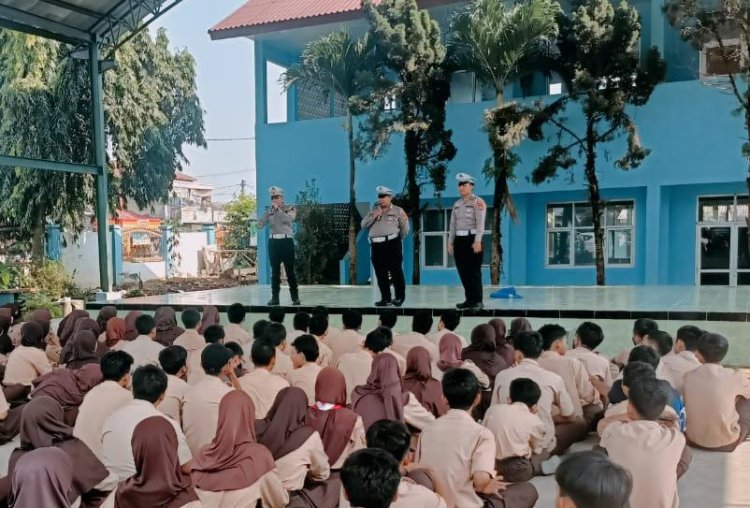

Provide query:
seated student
left=555, top=451, right=632, bottom=508
left=9, top=448, right=74, bottom=507
left=341, top=449, right=402, bottom=508
left=65, top=330, right=103, bottom=371
left=269, top=307, right=286, bottom=325
left=378, top=309, right=398, bottom=331
left=102, top=416, right=200, bottom=508
left=73, top=351, right=134, bottom=460
left=612, top=318, right=659, bottom=369
left=567, top=322, right=613, bottom=390
left=0, top=386, right=22, bottom=444
left=185, top=324, right=223, bottom=386
left=30, top=363, right=103, bottom=426
left=101, top=365, right=192, bottom=480
left=4, top=321, right=52, bottom=387
left=223, top=303, right=251, bottom=346
left=642, top=329, right=674, bottom=363
left=224, top=341, right=247, bottom=377
left=484, top=378, right=557, bottom=482
left=289, top=334, right=323, bottom=404
left=537, top=324, right=599, bottom=425
left=0, top=312, right=14, bottom=365
left=191, top=390, right=289, bottom=508
left=174, top=307, right=205, bottom=357
left=352, top=353, right=435, bottom=432
left=198, top=306, right=220, bottom=334
left=104, top=318, right=127, bottom=350
left=338, top=327, right=389, bottom=404
left=427, top=310, right=467, bottom=348
left=309, top=314, right=334, bottom=368
left=263, top=322, right=294, bottom=380
left=493, top=331, right=585, bottom=456
left=403, top=347, right=447, bottom=418
left=659, top=325, right=703, bottom=393
left=326, top=310, right=366, bottom=363
left=158, top=345, right=189, bottom=426
left=683, top=332, right=750, bottom=452
left=153, top=307, right=184, bottom=347
left=462, top=324, right=508, bottom=388
left=417, top=369, right=538, bottom=508
left=121, top=314, right=164, bottom=369
left=238, top=339, right=289, bottom=418
left=601, top=378, right=689, bottom=508
left=252, top=318, right=270, bottom=345
left=287, top=311, right=311, bottom=343
left=183, top=344, right=238, bottom=456
left=434, top=333, right=490, bottom=387
left=488, top=318, right=515, bottom=368
left=392, top=311, right=439, bottom=362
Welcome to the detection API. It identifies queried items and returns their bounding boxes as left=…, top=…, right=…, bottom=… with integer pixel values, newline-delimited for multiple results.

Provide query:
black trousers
left=269, top=238, right=298, bottom=299
left=371, top=237, right=406, bottom=301
left=453, top=235, right=483, bottom=304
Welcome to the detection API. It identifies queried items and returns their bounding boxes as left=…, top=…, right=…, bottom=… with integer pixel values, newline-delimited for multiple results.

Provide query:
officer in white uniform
left=361, top=186, right=410, bottom=307
left=258, top=186, right=300, bottom=306
left=448, top=173, right=486, bottom=310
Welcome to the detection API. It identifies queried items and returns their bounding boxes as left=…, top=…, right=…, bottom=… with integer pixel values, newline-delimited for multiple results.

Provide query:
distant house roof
left=174, top=172, right=197, bottom=182
left=209, top=0, right=458, bottom=39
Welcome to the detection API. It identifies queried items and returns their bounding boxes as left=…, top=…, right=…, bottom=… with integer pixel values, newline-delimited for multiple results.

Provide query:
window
left=546, top=201, right=635, bottom=267
left=266, top=61, right=288, bottom=124
left=449, top=71, right=496, bottom=104
left=698, top=195, right=749, bottom=223
left=701, top=39, right=744, bottom=78
left=422, top=206, right=493, bottom=268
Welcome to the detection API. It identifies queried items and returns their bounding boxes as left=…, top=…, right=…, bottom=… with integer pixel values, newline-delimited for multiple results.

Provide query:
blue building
left=210, top=0, right=749, bottom=287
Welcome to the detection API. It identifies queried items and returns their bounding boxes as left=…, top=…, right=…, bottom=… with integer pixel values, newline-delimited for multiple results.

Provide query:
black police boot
left=375, top=300, right=392, bottom=307
left=456, top=301, right=471, bottom=309
left=291, top=290, right=301, bottom=306
left=392, top=298, right=404, bottom=307
left=469, top=302, right=484, bottom=311
left=267, top=296, right=280, bottom=306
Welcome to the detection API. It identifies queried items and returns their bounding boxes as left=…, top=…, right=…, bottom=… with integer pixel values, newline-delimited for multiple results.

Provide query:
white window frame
left=700, top=38, right=746, bottom=80
left=421, top=207, right=493, bottom=269
left=695, top=194, right=750, bottom=286
left=545, top=200, right=636, bottom=269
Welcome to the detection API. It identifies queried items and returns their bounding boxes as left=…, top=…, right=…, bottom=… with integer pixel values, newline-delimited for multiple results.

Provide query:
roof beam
left=37, top=0, right=106, bottom=19
left=0, top=4, right=90, bottom=43
left=0, top=155, right=99, bottom=175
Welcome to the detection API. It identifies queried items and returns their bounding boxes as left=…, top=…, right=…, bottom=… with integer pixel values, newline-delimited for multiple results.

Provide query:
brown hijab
left=255, top=387, right=315, bottom=460
left=509, top=318, right=533, bottom=343
left=116, top=416, right=199, bottom=508
left=31, top=364, right=103, bottom=409
left=198, top=306, right=220, bottom=334
left=106, top=318, right=127, bottom=347
left=0, top=315, right=14, bottom=355
left=489, top=318, right=515, bottom=367
left=57, top=310, right=89, bottom=346
left=9, top=447, right=72, bottom=508
left=95, top=306, right=117, bottom=332
left=437, top=333, right=464, bottom=371
left=154, top=307, right=185, bottom=347
left=9, top=396, right=109, bottom=503
left=29, top=309, right=53, bottom=336
left=307, top=367, right=359, bottom=465
left=462, top=324, right=508, bottom=384
left=192, top=391, right=275, bottom=491
left=352, top=353, right=407, bottom=430
left=123, top=311, right=142, bottom=341
left=65, top=331, right=100, bottom=370
left=403, top=347, right=447, bottom=418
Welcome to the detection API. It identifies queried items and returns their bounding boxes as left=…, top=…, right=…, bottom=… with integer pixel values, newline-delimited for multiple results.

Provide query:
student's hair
left=293, top=312, right=311, bottom=332
left=201, top=343, right=233, bottom=375
left=227, top=303, right=246, bottom=324
left=538, top=324, right=567, bottom=351
left=510, top=378, right=542, bottom=408
left=439, top=310, right=460, bottom=331
left=135, top=314, right=155, bottom=336
left=628, top=377, right=669, bottom=420
left=627, top=345, right=660, bottom=369
left=556, top=451, right=632, bottom=508
left=224, top=341, right=243, bottom=358
left=342, top=310, right=363, bottom=330
left=697, top=332, right=729, bottom=363
left=203, top=324, right=225, bottom=344
left=380, top=326, right=394, bottom=346
left=251, top=339, right=276, bottom=366
left=264, top=323, right=287, bottom=347
left=292, top=334, right=320, bottom=362
left=158, top=346, right=187, bottom=376
left=341, top=449, right=401, bottom=508
left=576, top=322, right=604, bottom=350
left=633, top=318, right=659, bottom=338
left=442, top=368, right=481, bottom=410
left=514, top=331, right=544, bottom=359
left=412, top=310, right=433, bottom=335
left=675, top=325, right=703, bottom=352
left=311, top=306, right=329, bottom=318
left=622, top=361, right=656, bottom=389
left=378, top=309, right=397, bottom=329
left=364, top=328, right=390, bottom=353
left=646, top=330, right=673, bottom=357
left=181, top=307, right=201, bottom=329
left=20, top=321, right=45, bottom=349
left=132, top=365, right=168, bottom=403
left=268, top=308, right=286, bottom=324
left=309, top=314, right=328, bottom=337
left=100, top=351, right=134, bottom=382
left=366, top=419, right=411, bottom=463
left=253, top=319, right=270, bottom=339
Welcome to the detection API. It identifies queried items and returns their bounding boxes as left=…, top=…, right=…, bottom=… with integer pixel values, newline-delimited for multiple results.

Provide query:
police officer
left=258, top=186, right=300, bottom=306
left=361, top=186, right=409, bottom=307
left=448, top=173, right=486, bottom=310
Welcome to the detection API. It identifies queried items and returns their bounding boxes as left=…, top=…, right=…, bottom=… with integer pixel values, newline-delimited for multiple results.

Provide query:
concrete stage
left=89, top=284, right=750, bottom=322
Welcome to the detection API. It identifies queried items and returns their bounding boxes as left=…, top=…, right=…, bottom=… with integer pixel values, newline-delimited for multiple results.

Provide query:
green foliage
left=294, top=180, right=340, bottom=284
left=0, top=261, right=20, bottom=290
left=223, top=193, right=257, bottom=250
left=23, top=294, right=63, bottom=319
left=19, top=261, right=72, bottom=300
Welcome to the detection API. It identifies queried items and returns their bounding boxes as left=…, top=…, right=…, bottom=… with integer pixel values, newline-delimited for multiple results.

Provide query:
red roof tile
left=174, top=172, right=196, bottom=182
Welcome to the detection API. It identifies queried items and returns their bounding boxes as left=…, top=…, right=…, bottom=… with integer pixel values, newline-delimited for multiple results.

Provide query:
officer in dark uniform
left=448, top=173, right=486, bottom=310
left=361, top=186, right=410, bottom=307
left=258, top=186, right=300, bottom=306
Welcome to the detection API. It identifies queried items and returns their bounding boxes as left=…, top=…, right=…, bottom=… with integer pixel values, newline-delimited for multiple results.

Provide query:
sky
left=152, top=0, right=257, bottom=202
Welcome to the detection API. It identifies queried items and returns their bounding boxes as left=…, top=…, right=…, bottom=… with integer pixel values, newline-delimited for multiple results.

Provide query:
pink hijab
left=437, top=333, right=464, bottom=372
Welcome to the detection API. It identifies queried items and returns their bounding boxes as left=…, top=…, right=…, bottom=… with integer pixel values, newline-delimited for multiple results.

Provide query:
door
left=697, top=225, right=750, bottom=286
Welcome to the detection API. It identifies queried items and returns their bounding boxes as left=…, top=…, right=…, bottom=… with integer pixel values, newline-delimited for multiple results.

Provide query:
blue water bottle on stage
left=258, top=186, right=300, bottom=306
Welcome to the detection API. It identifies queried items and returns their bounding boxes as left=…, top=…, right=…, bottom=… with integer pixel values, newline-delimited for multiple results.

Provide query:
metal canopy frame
left=0, top=0, right=187, bottom=292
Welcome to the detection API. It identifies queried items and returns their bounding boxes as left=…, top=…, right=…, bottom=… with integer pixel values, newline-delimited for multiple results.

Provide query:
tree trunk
left=585, top=121, right=606, bottom=285
left=31, top=216, right=45, bottom=262
left=490, top=151, right=505, bottom=286
left=347, top=111, right=358, bottom=285
left=405, top=130, right=421, bottom=285
left=745, top=106, right=750, bottom=258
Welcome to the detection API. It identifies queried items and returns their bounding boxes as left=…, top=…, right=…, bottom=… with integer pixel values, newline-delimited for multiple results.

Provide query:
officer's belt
left=270, top=233, right=293, bottom=239
left=455, top=230, right=477, bottom=237
left=369, top=232, right=399, bottom=244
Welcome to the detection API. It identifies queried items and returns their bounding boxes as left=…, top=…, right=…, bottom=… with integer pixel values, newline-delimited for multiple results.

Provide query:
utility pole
left=240, top=179, right=247, bottom=196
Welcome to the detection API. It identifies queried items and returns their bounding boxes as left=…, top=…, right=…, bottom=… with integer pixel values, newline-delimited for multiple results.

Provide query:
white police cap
left=456, top=173, right=476, bottom=185
left=269, top=186, right=284, bottom=196
left=376, top=186, right=394, bottom=196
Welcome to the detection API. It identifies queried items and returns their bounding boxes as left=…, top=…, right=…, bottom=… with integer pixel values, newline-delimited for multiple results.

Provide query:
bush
left=295, top=180, right=341, bottom=284
left=23, top=294, right=63, bottom=319
left=19, top=261, right=72, bottom=300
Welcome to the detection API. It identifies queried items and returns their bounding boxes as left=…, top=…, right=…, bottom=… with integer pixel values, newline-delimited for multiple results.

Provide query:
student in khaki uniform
left=238, top=340, right=290, bottom=419
left=555, top=451, right=632, bottom=508
left=157, top=346, right=189, bottom=426
left=683, top=332, right=750, bottom=452
left=341, top=449, right=402, bottom=508
left=567, top=322, right=613, bottom=393
left=392, top=310, right=439, bottom=363
left=325, top=310, right=366, bottom=364
left=612, top=318, right=659, bottom=370
left=337, top=328, right=389, bottom=404
left=264, top=322, right=294, bottom=381
left=223, top=303, right=251, bottom=346
left=288, top=334, right=323, bottom=405
left=426, top=310, right=468, bottom=349
left=416, top=368, right=538, bottom=508
left=308, top=314, right=334, bottom=368
left=659, top=325, right=703, bottom=393
left=600, top=377, right=688, bottom=508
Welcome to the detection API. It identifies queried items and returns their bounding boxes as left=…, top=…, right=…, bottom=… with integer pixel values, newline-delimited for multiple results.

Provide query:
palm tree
left=284, top=31, right=377, bottom=285
left=448, top=0, right=559, bottom=285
